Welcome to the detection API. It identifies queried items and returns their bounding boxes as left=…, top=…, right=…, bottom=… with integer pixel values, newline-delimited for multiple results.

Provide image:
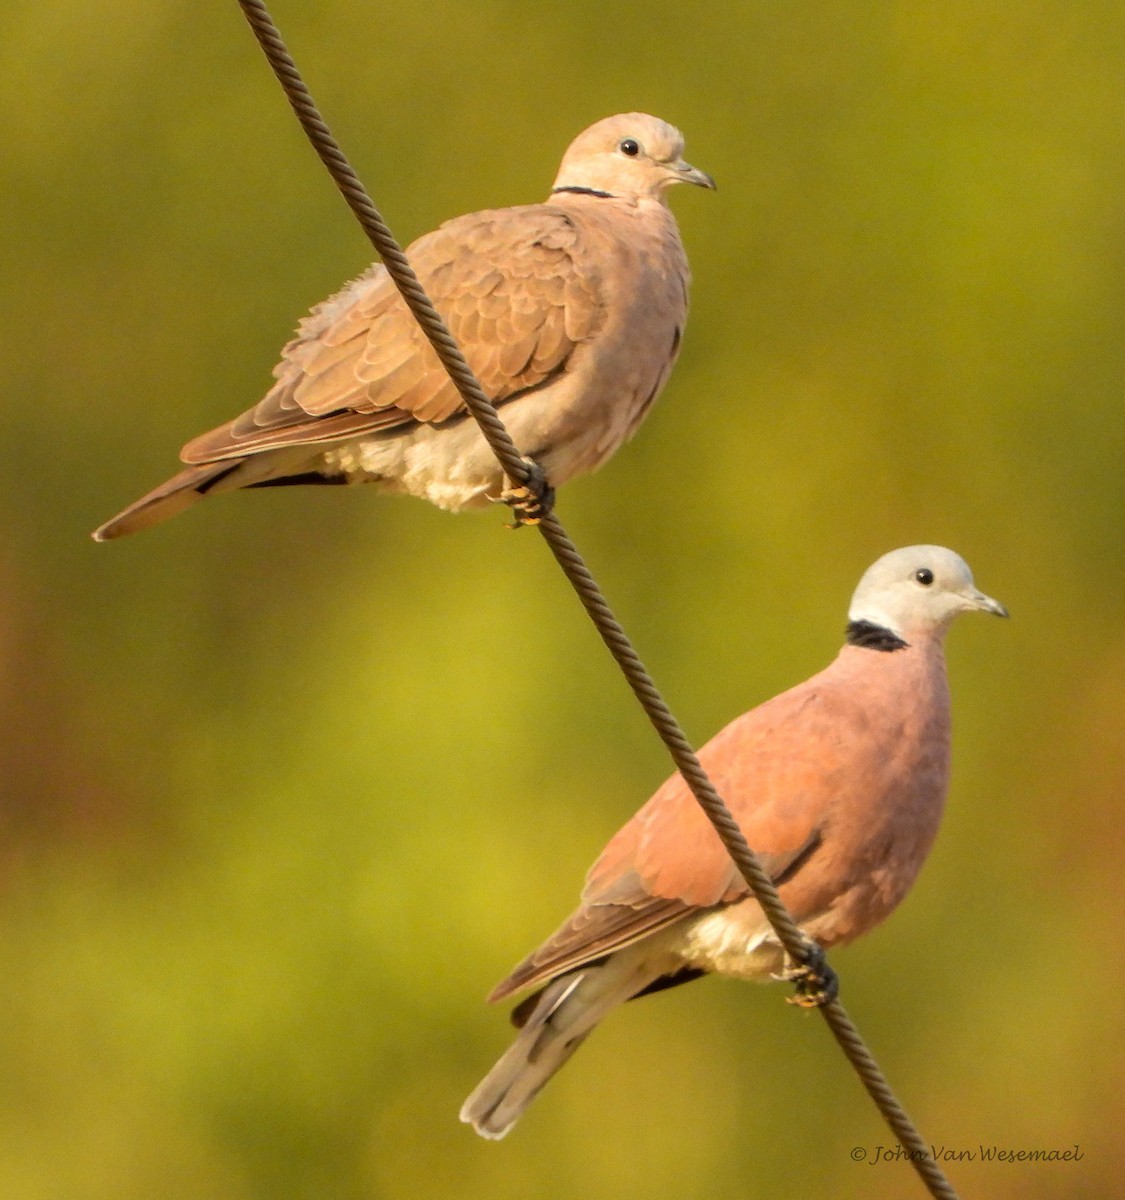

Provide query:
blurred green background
left=1, top=1, right=1122, bottom=1197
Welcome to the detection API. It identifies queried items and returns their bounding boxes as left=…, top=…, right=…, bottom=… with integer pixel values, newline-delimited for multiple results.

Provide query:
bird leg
left=496, top=458, right=556, bottom=527
left=776, top=944, right=839, bottom=1008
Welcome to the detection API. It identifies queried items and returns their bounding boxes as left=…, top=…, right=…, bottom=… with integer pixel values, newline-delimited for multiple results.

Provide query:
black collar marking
left=845, top=620, right=909, bottom=652
left=551, top=185, right=614, bottom=199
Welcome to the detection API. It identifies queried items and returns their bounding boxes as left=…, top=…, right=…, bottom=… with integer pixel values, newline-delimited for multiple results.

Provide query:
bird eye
left=618, top=138, right=641, bottom=157
left=914, top=568, right=934, bottom=586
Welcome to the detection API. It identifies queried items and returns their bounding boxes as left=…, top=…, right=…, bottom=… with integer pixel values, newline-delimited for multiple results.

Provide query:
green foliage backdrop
left=1, top=2, right=1122, bottom=1197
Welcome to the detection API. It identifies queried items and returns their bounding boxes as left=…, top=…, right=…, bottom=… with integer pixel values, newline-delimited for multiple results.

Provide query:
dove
left=461, top=546, right=1007, bottom=1139
left=92, top=113, right=714, bottom=540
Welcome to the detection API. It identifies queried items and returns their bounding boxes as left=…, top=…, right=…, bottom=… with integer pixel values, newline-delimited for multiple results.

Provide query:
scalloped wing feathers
left=181, top=208, right=604, bottom=464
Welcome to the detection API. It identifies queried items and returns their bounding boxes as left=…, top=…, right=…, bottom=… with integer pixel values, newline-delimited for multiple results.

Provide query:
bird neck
left=551, top=185, right=615, bottom=199
left=845, top=620, right=909, bottom=652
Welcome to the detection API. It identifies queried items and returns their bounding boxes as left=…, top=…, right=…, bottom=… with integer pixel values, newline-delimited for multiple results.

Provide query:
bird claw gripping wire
left=777, top=944, right=840, bottom=1008
left=496, top=458, right=556, bottom=527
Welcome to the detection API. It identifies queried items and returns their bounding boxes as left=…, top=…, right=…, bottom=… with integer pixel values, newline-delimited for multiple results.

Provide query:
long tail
left=91, top=447, right=335, bottom=541
left=461, top=952, right=666, bottom=1140
left=92, top=462, right=241, bottom=540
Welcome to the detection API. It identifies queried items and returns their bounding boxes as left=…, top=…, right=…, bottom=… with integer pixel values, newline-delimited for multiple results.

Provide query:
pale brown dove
left=92, top=113, right=714, bottom=540
left=461, top=546, right=1007, bottom=1139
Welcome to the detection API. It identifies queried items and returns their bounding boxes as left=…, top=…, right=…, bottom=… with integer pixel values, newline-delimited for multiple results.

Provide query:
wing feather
left=489, top=682, right=851, bottom=1002
left=179, top=204, right=607, bottom=465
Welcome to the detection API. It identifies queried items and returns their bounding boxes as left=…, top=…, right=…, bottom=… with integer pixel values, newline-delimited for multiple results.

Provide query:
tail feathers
left=91, top=444, right=329, bottom=540
left=460, top=972, right=600, bottom=1140
left=461, top=947, right=670, bottom=1140
left=92, top=462, right=240, bottom=540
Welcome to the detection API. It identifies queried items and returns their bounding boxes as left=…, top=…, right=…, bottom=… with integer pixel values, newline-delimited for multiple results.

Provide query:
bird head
left=848, top=545, right=1008, bottom=641
left=552, top=113, right=716, bottom=202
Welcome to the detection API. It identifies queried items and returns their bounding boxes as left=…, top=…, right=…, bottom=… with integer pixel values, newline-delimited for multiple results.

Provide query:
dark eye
left=914, top=568, right=934, bottom=586
left=619, top=138, right=640, bottom=157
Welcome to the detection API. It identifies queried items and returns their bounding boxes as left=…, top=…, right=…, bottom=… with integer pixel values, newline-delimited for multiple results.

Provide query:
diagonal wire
left=234, top=4, right=960, bottom=1197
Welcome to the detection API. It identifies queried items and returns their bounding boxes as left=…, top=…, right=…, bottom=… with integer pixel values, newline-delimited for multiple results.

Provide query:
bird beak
left=967, top=588, right=1009, bottom=619
left=670, top=158, right=717, bottom=190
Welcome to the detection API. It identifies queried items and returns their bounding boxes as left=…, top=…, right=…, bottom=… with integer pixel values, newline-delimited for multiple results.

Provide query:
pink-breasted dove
left=92, top=113, right=713, bottom=540
left=461, top=545, right=1007, bottom=1139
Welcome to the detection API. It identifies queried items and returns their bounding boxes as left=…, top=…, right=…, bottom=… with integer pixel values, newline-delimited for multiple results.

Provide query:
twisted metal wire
left=235, top=4, right=960, bottom=1196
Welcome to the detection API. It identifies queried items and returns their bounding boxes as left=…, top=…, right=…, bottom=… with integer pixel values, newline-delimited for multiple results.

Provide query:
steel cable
left=234, top=4, right=961, bottom=1195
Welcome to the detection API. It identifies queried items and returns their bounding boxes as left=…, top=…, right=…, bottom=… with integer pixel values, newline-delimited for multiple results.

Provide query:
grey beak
left=971, top=590, right=1009, bottom=619
left=672, top=159, right=717, bottom=190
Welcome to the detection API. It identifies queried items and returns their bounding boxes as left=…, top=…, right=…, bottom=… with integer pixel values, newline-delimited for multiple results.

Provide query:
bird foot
left=776, top=945, right=839, bottom=1008
left=495, top=459, right=555, bottom=527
